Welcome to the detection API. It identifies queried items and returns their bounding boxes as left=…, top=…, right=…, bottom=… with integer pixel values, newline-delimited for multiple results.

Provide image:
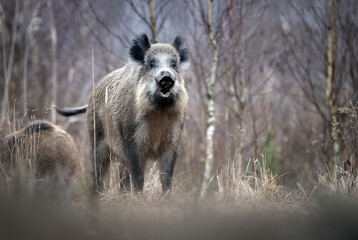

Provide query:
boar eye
left=171, top=60, right=177, bottom=69
left=149, top=59, right=156, bottom=69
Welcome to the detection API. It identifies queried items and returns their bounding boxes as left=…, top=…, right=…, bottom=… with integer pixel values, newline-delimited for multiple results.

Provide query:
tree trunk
left=236, top=49, right=247, bottom=175
left=49, top=2, right=58, bottom=124
left=23, top=31, right=29, bottom=117
left=22, top=0, right=29, bottom=117
left=147, top=0, right=157, bottom=43
left=326, top=0, right=339, bottom=182
left=201, top=0, right=218, bottom=198
left=224, top=0, right=247, bottom=176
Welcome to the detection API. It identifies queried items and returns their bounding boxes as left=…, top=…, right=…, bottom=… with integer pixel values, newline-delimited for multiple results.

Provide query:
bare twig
left=92, top=50, right=98, bottom=190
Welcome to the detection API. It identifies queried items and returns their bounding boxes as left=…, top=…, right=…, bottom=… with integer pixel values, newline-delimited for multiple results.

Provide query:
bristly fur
left=130, top=34, right=151, bottom=63
left=173, top=36, right=189, bottom=64
left=6, top=121, right=53, bottom=146
left=1, top=120, right=79, bottom=179
left=24, top=121, right=53, bottom=135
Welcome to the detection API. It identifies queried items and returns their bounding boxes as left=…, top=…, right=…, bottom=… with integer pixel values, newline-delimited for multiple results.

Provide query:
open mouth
left=157, top=76, right=174, bottom=98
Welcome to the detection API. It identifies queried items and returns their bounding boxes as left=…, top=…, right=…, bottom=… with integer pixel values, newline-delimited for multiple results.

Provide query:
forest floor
left=1, top=119, right=358, bottom=240
left=0, top=154, right=357, bottom=240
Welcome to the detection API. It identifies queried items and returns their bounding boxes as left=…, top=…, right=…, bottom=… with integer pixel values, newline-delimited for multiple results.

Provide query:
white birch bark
left=201, top=0, right=218, bottom=198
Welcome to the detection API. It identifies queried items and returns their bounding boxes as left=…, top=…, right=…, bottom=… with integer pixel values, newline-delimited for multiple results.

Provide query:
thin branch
left=87, top=0, right=127, bottom=47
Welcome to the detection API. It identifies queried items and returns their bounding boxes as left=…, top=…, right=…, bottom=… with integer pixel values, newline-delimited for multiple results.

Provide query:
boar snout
left=159, top=76, right=174, bottom=90
left=156, top=71, right=175, bottom=97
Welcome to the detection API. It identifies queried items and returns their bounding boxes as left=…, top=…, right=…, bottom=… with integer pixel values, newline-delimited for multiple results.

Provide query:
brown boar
left=0, top=120, right=79, bottom=180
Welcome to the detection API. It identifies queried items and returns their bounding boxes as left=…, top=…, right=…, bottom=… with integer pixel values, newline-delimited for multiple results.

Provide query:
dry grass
left=82, top=154, right=305, bottom=224
left=2, top=117, right=358, bottom=239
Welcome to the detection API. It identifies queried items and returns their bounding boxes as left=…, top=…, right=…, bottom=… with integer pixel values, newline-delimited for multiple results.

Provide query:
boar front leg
left=123, top=139, right=146, bottom=192
left=159, top=150, right=177, bottom=193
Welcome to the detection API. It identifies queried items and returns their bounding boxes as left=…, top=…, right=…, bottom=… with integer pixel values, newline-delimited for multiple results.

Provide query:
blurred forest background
left=0, top=0, right=357, bottom=191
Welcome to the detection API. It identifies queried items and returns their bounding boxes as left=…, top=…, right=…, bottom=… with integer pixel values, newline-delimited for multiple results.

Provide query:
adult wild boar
left=57, top=34, right=189, bottom=192
left=0, top=120, right=79, bottom=180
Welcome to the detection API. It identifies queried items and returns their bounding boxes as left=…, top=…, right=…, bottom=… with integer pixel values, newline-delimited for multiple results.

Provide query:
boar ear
left=129, top=33, right=151, bottom=64
left=173, top=36, right=189, bottom=66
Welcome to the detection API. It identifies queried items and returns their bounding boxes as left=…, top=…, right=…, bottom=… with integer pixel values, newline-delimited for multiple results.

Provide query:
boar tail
left=56, top=105, right=88, bottom=117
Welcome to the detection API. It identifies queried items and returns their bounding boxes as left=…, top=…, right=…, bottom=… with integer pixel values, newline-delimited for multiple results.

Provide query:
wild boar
left=0, top=120, right=79, bottom=180
left=57, top=34, right=189, bottom=192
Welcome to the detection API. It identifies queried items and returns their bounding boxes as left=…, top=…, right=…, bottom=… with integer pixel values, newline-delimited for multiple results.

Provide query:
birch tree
left=200, top=0, right=218, bottom=198
left=185, top=0, right=228, bottom=197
